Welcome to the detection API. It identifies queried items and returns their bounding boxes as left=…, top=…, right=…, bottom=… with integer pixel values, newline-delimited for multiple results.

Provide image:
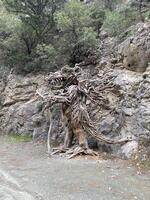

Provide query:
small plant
left=144, top=10, right=150, bottom=19
left=7, top=134, right=32, bottom=143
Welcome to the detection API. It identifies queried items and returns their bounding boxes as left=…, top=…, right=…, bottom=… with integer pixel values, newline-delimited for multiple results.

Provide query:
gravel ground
left=0, top=136, right=149, bottom=200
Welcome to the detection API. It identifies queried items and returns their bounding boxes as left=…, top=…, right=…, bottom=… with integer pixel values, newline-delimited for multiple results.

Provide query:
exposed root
left=66, top=146, right=99, bottom=159
left=51, top=146, right=69, bottom=155
left=50, top=145, right=99, bottom=159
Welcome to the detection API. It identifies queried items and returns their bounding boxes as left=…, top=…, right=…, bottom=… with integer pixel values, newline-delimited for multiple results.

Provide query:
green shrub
left=1, top=0, right=65, bottom=73
left=35, top=43, right=58, bottom=71
left=89, top=1, right=106, bottom=36
left=103, top=7, right=138, bottom=37
left=55, top=0, right=98, bottom=65
left=1, top=0, right=146, bottom=73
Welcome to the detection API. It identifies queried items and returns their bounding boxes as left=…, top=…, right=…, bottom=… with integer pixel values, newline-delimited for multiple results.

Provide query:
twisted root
left=50, top=145, right=99, bottom=159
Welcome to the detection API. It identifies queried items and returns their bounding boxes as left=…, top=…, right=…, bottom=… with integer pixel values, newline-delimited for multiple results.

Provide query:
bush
left=1, top=0, right=145, bottom=73
left=55, top=0, right=98, bottom=65
left=35, top=44, right=58, bottom=70
left=1, top=0, right=65, bottom=73
left=102, top=7, right=138, bottom=37
left=89, top=1, right=106, bottom=36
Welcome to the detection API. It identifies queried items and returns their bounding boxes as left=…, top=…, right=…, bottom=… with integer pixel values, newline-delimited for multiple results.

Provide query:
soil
left=0, top=136, right=149, bottom=200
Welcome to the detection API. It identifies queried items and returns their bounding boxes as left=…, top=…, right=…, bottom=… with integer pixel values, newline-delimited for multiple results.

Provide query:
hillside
left=0, top=0, right=150, bottom=160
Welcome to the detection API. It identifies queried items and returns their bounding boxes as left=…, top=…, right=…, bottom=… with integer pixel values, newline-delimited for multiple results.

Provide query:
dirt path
left=0, top=136, right=149, bottom=200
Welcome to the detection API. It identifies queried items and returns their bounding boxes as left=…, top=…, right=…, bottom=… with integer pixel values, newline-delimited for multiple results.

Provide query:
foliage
left=0, top=2, right=21, bottom=66
left=102, top=7, right=137, bottom=37
left=1, top=0, right=65, bottom=72
left=55, top=0, right=98, bottom=65
left=89, top=0, right=106, bottom=36
left=2, top=0, right=65, bottom=40
left=97, top=0, right=121, bottom=11
left=5, top=134, right=32, bottom=143
left=144, top=10, right=150, bottom=19
left=35, top=43, right=58, bottom=70
left=1, top=0, right=98, bottom=71
left=0, top=4, right=20, bottom=36
left=102, top=0, right=150, bottom=37
left=130, top=0, right=150, bottom=22
left=0, top=0, right=149, bottom=73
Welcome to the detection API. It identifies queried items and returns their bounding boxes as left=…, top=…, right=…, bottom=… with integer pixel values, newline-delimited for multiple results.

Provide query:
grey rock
left=0, top=22, right=150, bottom=160
left=100, top=31, right=108, bottom=39
left=120, top=141, right=139, bottom=159
left=118, top=22, right=150, bottom=72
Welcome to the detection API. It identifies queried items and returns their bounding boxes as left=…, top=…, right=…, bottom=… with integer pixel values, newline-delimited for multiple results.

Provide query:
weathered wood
left=36, top=66, right=133, bottom=158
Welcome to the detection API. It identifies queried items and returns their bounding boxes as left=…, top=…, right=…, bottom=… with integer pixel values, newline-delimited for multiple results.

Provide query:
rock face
left=118, top=22, right=150, bottom=72
left=92, top=22, right=150, bottom=158
left=120, top=141, right=139, bottom=159
left=0, top=22, right=149, bottom=159
left=87, top=65, right=149, bottom=159
left=0, top=73, right=62, bottom=142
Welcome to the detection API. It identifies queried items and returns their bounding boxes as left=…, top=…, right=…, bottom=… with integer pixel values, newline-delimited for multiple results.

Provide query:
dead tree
left=37, top=66, right=133, bottom=158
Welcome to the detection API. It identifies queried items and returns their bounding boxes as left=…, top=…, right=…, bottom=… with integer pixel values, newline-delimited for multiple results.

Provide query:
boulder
left=118, top=22, right=150, bottom=72
left=120, top=141, right=139, bottom=159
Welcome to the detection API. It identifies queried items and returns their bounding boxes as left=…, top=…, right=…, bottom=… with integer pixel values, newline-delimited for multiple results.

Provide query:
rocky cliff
left=0, top=22, right=149, bottom=159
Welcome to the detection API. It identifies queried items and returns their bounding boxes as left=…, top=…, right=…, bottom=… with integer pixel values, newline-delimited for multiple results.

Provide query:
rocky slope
left=0, top=22, right=149, bottom=159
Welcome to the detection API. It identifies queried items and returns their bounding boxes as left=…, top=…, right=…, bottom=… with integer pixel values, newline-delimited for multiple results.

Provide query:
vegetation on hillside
left=0, top=0, right=149, bottom=73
